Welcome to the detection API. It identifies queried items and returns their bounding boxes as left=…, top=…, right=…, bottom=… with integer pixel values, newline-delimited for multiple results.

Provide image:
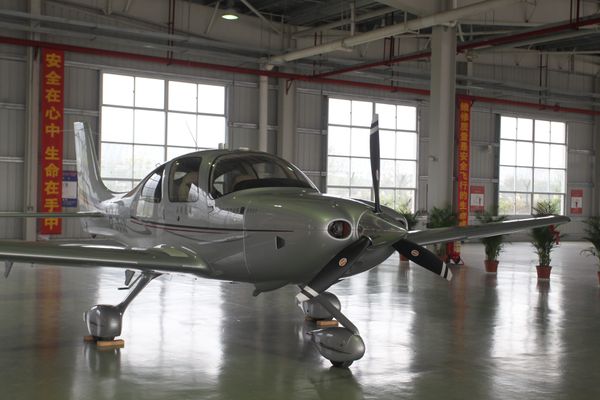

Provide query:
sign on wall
left=39, top=49, right=65, bottom=234
left=570, top=189, right=583, bottom=215
left=62, top=171, right=78, bottom=208
left=457, top=99, right=472, bottom=226
left=470, top=185, right=485, bottom=213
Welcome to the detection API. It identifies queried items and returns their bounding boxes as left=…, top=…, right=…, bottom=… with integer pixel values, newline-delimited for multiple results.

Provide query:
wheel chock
left=316, top=320, right=339, bottom=327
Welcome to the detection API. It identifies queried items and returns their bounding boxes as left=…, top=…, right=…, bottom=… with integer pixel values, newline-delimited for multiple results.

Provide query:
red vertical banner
left=39, top=49, right=65, bottom=234
left=457, top=99, right=471, bottom=227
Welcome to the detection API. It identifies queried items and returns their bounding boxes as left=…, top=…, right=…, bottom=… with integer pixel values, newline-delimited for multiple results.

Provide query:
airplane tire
left=331, top=360, right=353, bottom=368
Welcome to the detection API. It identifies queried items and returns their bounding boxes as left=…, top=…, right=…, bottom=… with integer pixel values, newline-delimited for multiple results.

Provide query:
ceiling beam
left=267, top=0, right=523, bottom=65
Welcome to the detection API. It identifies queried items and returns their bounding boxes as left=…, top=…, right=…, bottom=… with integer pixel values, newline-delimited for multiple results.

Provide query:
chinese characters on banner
left=39, top=49, right=64, bottom=234
left=457, top=99, right=471, bottom=227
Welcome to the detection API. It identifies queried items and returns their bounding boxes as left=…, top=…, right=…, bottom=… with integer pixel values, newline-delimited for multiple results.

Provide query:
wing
left=406, top=215, right=570, bottom=246
left=0, top=240, right=211, bottom=276
left=0, top=211, right=104, bottom=218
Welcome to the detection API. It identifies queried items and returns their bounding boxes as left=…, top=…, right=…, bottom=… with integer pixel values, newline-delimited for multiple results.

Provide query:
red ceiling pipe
left=0, top=35, right=598, bottom=115
left=0, top=35, right=429, bottom=97
left=457, top=14, right=600, bottom=52
left=458, top=94, right=600, bottom=116
left=315, top=13, right=600, bottom=78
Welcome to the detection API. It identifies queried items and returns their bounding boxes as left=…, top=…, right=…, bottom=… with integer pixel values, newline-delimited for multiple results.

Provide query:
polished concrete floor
left=1, top=241, right=600, bottom=399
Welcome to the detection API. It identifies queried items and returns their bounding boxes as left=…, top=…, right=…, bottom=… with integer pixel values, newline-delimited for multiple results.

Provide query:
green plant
left=426, top=205, right=457, bottom=258
left=475, top=212, right=507, bottom=261
left=530, top=200, right=560, bottom=267
left=581, top=216, right=600, bottom=270
left=426, top=205, right=457, bottom=228
left=397, top=203, right=419, bottom=231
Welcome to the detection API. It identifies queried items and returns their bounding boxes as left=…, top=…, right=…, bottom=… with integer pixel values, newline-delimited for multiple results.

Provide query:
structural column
left=277, top=78, right=296, bottom=162
left=258, top=74, right=269, bottom=152
left=427, top=25, right=457, bottom=210
left=593, top=75, right=600, bottom=215
left=23, top=0, right=41, bottom=240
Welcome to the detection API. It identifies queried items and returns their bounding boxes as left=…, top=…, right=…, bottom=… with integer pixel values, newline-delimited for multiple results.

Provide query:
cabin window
left=140, top=166, right=165, bottom=203
left=169, top=157, right=202, bottom=202
left=210, top=153, right=315, bottom=198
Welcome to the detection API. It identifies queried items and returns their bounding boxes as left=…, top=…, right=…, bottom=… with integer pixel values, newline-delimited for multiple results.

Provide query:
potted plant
left=426, top=204, right=458, bottom=261
left=530, top=200, right=561, bottom=280
left=475, top=212, right=507, bottom=273
left=398, top=208, right=419, bottom=231
left=581, top=216, right=600, bottom=285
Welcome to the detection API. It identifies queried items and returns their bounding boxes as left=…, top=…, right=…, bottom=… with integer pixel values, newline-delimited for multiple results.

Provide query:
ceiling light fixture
left=221, top=0, right=239, bottom=21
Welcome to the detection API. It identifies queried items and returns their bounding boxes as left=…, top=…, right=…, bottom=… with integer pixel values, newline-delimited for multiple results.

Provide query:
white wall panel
left=297, top=92, right=323, bottom=131
left=568, top=120, right=594, bottom=149
left=64, top=67, right=98, bottom=110
left=0, top=163, right=23, bottom=239
left=296, top=132, right=322, bottom=174
left=229, top=127, right=257, bottom=151
left=0, top=108, right=25, bottom=157
left=0, top=59, right=26, bottom=104
left=231, top=85, right=258, bottom=125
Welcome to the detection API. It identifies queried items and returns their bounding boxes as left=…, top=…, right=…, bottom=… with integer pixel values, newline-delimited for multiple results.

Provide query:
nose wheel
left=298, top=288, right=365, bottom=367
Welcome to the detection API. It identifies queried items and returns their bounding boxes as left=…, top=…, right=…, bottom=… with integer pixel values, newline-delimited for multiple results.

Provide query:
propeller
left=368, top=114, right=452, bottom=281
left=393, top=239, right=452, bottom=281
left=301, top=236, right=371, bottom=296
left=369, top=114, right=381, bottom=214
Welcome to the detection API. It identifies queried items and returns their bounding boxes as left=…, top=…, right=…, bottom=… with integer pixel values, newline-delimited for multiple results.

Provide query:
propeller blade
left=393, top=239, right=452, bottom=281
left=369, top=114, right=381, bottom=214
left=303, top=237, right=371, bottom=295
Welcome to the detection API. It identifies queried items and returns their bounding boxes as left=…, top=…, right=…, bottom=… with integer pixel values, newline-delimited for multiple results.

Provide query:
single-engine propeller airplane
left=0, top=119, right=569, bottom=367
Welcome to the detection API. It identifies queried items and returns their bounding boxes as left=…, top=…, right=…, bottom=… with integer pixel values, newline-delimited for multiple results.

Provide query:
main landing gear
left=298, top=289, right=365, bottom=368
left=84, top=271, right=160, bottom=341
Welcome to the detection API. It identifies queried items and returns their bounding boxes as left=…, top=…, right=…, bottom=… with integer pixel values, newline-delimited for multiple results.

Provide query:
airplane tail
left=73, top=122, right=115, bottom=211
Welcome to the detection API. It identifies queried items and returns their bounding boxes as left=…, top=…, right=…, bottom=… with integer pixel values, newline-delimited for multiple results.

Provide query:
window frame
left=498, top=115, right=567, bottom=215
left=325, top=97, right=419, bottom=213
left=99, top=71, right=228, bottom=192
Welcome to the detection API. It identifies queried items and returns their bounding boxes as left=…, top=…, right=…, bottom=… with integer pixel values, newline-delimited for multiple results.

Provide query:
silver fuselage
left=88, top=150, right=405, bottom=289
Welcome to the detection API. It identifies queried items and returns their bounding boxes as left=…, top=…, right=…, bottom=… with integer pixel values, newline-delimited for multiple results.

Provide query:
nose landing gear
left=298, top=288, right=365, bottom=368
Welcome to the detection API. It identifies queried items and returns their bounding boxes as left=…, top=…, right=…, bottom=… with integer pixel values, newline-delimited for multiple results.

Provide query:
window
left=169, top=157, right=202, bottom=203
left=100, top=73, right=226, bottom=192
left=140, top=167, right=164, bottom=203
left=210, top=153, right=315, bottom=198
left=135, top=166, right=165, bottom=219
left=326, top=98, right=418, bottom=212
left=498, top=116, right=567, bottom=215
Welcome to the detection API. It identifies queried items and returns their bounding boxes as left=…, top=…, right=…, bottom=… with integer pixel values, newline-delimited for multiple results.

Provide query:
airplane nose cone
left=358, top=211, right=406, bottom=247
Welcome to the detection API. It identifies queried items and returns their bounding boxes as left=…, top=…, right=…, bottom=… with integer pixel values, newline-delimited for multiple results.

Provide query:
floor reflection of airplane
left=0, top=119, right=568, bottom=368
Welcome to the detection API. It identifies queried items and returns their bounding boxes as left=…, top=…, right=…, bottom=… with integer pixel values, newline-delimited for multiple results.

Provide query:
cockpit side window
left=169, top=157, right=202, bottom=203
left=209, top=153, right=315, bottom=198
left=140, top=166, right=165, bottom=203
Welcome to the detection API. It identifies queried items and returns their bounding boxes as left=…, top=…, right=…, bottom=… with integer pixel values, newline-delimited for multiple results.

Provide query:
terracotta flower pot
left=536, top=265, right=552, bottom=280
left=484, top=260, right=499, bottom=274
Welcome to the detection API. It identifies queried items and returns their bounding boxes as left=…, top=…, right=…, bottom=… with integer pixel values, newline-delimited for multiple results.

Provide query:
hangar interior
left=1, top=0, right=600, bottom=399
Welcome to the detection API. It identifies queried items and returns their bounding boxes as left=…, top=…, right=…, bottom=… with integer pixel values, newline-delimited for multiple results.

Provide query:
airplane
left=0, top=119, right=569, bottom=368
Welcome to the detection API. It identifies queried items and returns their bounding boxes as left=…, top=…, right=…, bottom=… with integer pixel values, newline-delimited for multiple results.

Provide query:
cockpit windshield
left=210, top=153, right=316, bottom=198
